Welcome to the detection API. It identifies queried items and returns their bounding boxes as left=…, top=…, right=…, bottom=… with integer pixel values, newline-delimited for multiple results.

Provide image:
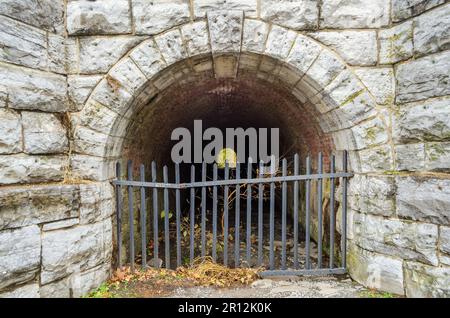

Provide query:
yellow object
left=216, top=148, right=237, bottom=169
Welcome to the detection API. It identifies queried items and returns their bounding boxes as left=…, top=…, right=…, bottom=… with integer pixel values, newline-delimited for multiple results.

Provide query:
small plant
left=360, top=289, right=396, bottom=298
left=85, top=283, right=113, bottom=298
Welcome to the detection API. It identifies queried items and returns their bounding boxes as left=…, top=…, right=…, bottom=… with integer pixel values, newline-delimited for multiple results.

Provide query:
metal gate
left=113, top=151, right=352, bottom=276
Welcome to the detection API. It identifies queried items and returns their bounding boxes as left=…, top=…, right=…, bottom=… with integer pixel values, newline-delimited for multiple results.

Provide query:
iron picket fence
left=113, top=151, right=352, bottom=276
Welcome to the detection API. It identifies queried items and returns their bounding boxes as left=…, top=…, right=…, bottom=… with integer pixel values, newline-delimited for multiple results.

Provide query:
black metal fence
left=113, top=151, right=352, bottom=276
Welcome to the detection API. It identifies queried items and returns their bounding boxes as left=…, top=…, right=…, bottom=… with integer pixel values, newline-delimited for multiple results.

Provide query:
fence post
left=115, top=162, right=123, bottom=270
left=341, top=150, right=348, bottom=269
left=139, top=164, right=147, bottom=269
left=127, top=160, right=135, bottom=272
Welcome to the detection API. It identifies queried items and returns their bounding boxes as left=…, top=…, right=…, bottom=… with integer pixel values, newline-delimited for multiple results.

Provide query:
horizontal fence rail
left=113, top=151, right=352, bottom=276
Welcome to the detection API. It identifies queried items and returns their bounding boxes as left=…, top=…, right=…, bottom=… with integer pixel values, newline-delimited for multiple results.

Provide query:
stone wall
left=0, top=0, right=449, bottom=297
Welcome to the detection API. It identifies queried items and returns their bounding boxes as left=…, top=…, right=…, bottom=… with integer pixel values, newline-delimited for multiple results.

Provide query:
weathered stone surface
left=108, top=58, right=147, bottom=95
left=0, top=225, right=40, bottom=290
left=0, top=85, right=6, bottom=108
left=181, top=22, right=211, bottom=56
left=355, top=214, right=439, bottom=265
left=41, top=220, right=112, bottom=284
left=47, top=33, right=67, bottom=74
left=414, top=4, right=450, bottom=57
left=68, top=75, right=103, bottom=110
left=130, top=40, right=166, bottom=79
left=79, top=36, right=145, bottom=74
left=393, top=98, right=450, bottom=143
left=348, top=175, right=396, bottom=216
left=194, top=0, right=257, bottom=18
left=43, top=218, right=79, bottom=232
left=79, top=182, right=114, bottom=224
left=304, top=50, right=345, bottom=91
left=133, top=0, right=190, bottom=35
left=22, top=111, right=68, bottom=154
left=0, top=109, right=22, bottom=154
left=354, top=68, right=395, bottom=105
left=0, top=154, right=66, bottom=185
left=0, top=184, right=79, bottom=231
left=379, top=21, right=414, bottom=64
left=395, top=143, right=425, bottom=171
left=392, top=0, right=445, bottom=22
left=0, top=16, right=47, bottom=70
left=71, top=262, right=111, bottom=298
left=404, top=261, right=450, bottom=297
left=208, top=11, right=243, bottom=54
left=0, top=0, right=64, bottom=33
left=155, top=30, right=188, bottom=65
left=396, top=176, right=450, bottom=225
left=261, top=0, right=318, bottom=30
left=321, top=0, right=389, bottom=28
left=357, top=145, right=393, bottom=173
left=265, top=25, right=297, bottom=59
left=0, top=63, right=68, bottom=112
left=40, top=277, right=71, bottom=298
left=90, top=76, right=134, bottom=115
left=70, top=154, right=111, bottom=181
left=73, top=126, right=109, bottom=157
left=286, top=35, right=322, bottom=75
left=309, top=31, right=377, bottom=66
left=77, top=100, right=119, bottom=134
left=0, top=283, right=40, bottom=298
left=440, top=226, right=450, bottom=265
left=425, top=141, right=450, bottom=171
left=396, top=51, right=450, bottom=103
left=242, top=20, right=269, bottom=54
left=67, top=0, right=131, bottom=35
left=347, top=242, right=404, bottom=295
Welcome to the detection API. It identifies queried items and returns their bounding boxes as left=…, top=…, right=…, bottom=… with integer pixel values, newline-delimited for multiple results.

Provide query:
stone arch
left=71, top=12, right=390, bottom=182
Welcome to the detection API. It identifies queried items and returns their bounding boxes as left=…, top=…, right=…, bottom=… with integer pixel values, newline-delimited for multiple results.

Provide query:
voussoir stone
left=0, top=225, right=40, bottom=290
left=207, top=10, right=243, bottom=54
left=396, top=176, right=450, bottom=225
left=0, top=63, right=68, bottom=112
left=155, top=30, right=188, bottom=65
left=133, top=0, right=190, bottom=35
left=265, top=25, right=297, bottom=60
left=396, top=50, right=450, bottom=103
left=0, top=184, right=80, bottom=231
left=181, top=21, right=211, bottom=56
left=0, top=108, right=22, bottom=154
left=67, top=0, right=131, bottom=35
left=320, top=0, right=390, bottom=29
left=261, top=0, right=318, bottom=30
left=0, top=154, right=67, bottom=185
left=354, top=67, right=395, bottom=105
left=68, top=75, right=103, bottom=111
left=242, top=19, right=269, bottom=54
left=22, top=111, right=68, bottom=154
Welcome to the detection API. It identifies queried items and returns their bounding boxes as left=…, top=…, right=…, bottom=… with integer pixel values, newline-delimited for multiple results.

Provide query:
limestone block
left=425, top=141, right=450, bottom=171
left=440, top=226, right=450, bottom=265
left=261, top=0, right=318, bottom=30
left=79, top=182, right=114, bottom=224
left=265, top=25, right=297, bottom=59
left=0, top=184, right=79, bottom=231
left=356, top=214, right=439, bottom=265
left=41, top=220, right=112, bottom=284
left=155, top=30, right=188, bottom=65
left=47, top=33, right=67, bottom=74
left=207, top=10, right=243, bottom=54
left=309, top=31, right=377, bottom=66
left=0, top=109, right=22, bottom=154
left=79, top=36, right=145, bottom=74
left=393, top=98, right=450, bottom=143
left=78, top=100, right=119, bottom=135
left=354, top=68, right=395, bottom=105
left=396, top=176, right=450, bottom=225
left=0, top=154, right=66, bottom=185
left=0, top=0, right=65, bottom=33
left=321, top=0, right=389, bottom=28
left=286, top=35, right=322, bottom=76
left=0, top=64, right=68, bottom=112
left=22, top=111, right=68, bottom=154
left=0, top=225, right=40, bottom=290
left=90, top=78, right=133, bottom=115
left=70, top=154, right=111, bottom=181
left=392, top=0, right=445, bottom=22
left=0, top=85, right=6, bottom=108
left=404, top=261, right=450, bottom=297
left=108, top=58, right=147, bottom=94
left=40, top=277, right=71, bottom=298
left=0, top=16, right=47, bottom=70
left=379, top=21, right=413, bottom=64
left=348, top=175, right=395, bottom=216
left=0, top=283, right=40, bottom=298
left=42, top=219, right=79, bottom=232
left=73, top=126, right=109, bottom=157
left=242, top=20, right=269, bottom=54
left=181, top=22, right=211, bottom=56
left=67, top=0, right=131, bottom=35
left=194, top=0, right=257, bottom=18
left=347, top=242, right=404, bottom=295
left=304, top=50, right=345, bottom=91
left=133, top=0, right=190, bottom=35
left=414, top=4, right=450, bottom=57
left=396, top=51, right=450, bottom=103
left=68, top=75, right=103, bottom=111
left=71, top=262, right=111, bottom=298
left=395, top=143, right=425, bottom=171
